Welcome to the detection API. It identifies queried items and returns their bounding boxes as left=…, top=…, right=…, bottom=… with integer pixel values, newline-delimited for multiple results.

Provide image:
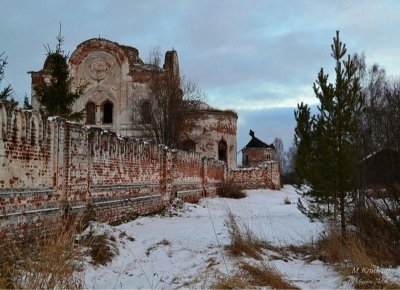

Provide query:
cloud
left=1, top=0, right=400, bottom=158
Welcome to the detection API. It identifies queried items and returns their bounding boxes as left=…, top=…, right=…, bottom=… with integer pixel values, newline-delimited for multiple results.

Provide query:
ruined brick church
left=29, top=38, right=238, bottom=168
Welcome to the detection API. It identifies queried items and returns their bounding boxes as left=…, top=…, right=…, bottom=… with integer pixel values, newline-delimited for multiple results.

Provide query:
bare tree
left=137, top=47, right=207, bottom=148
left=283, top=141, right=297, bottom=175
left=354, top=53, right=400, bottom=236
left=273, top=137, right=284, bottom=173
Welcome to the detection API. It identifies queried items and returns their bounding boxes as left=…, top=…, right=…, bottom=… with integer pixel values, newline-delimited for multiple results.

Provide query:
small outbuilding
left=241, top=130, right=276, bottom=167
left=360, top=148, right=400, bottom=188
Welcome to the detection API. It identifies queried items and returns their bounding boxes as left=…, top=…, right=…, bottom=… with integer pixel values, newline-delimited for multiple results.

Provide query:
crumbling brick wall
left=0, top=104, right=225, bottom=240
left=227, top=163, right=280, bottom=190
left=242, top=147, right=275, bottom=167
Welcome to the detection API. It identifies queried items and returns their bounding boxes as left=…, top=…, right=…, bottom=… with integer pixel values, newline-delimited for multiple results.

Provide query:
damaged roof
left=244, top=130, right=275, bottom=149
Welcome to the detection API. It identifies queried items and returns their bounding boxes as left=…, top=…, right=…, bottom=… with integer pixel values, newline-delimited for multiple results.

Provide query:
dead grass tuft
left=224, top=210, right=264, bottom=260
left=219, top=208, right=298, bottom=289
left=219, top=181, right=247, bottom=199
left=350, top=204, right=400, bottom=267
left=145, top=239, right=171, bottom=257
left=119, top=231, right=135, bottom=241
left=289, top=226, right=400, bottom=289
left=239, top=261, right=299, bottom=289
left=87, top=233, right=118, bottom=266
left=284, top=196, right=291, bottom=205
left=210, top=260, right=299, bottom=289
left=0, top=217, right=87, bottom=289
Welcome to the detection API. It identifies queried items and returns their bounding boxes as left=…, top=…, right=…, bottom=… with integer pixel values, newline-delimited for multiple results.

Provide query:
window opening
left=86, top=102, right=96, bottom=124
left=103, top=101, right=113, bottom=124
left=181, top=139, right=196, bottom=151
left=141, top=101, right=152, bottom=124
left=218, top=140, right=227, bottom=162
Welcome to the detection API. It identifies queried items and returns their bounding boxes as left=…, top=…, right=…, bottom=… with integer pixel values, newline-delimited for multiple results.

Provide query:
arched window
left=141, top=101, right=152, bottom=124
left=86, top=102, right=96, bottom=124
left=103, top=101, right=113, bottom=124
left=181, top=139, right=196, bottom=151
left=218, top=140, right=227, bottom=163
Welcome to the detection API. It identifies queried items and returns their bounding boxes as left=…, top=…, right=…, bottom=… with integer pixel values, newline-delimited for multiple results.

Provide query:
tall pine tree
left=33, top=26, right=87, bottom=121
left=294, top=31, right=364, bottom=235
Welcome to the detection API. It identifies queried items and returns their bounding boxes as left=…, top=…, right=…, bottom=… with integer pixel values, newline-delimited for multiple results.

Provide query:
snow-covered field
left=82, top=186, right=396, bottom=289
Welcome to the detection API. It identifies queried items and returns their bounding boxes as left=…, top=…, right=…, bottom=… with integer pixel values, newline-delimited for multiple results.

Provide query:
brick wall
left=227, top=163, right=280, bottom=190
left=0, top=103, right=225, bottom=240
left=242, top=147, right=275, bottom=167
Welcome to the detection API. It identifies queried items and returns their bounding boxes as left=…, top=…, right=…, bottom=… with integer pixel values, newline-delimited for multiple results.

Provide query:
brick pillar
left=202, top=156, right=208, bottom=196
left=161, top=148, right=173, bottom=203
left=51, top=118, right=67, bottom=200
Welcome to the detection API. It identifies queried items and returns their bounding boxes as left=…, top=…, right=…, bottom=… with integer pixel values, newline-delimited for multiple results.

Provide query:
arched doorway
left=218, top=139, right=227, bottom=164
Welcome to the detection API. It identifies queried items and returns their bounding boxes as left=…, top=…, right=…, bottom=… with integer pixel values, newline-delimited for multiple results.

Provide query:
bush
left=219, top=182, right=246, bottom=199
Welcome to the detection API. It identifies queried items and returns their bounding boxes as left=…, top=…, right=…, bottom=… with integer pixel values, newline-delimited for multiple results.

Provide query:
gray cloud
left=1, top=0, right=400, bottom=155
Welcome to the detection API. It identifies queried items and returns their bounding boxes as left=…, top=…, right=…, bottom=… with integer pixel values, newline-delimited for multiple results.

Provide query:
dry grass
left=350, top=204, right=400, bottom=267
left=219, top=181, right=247, bottom=199
left=209, top=260, right=299, bottom=290
left=218, top=208, right=298, bottom=289
left=0, top=217, right=86, bottom=289
left=238, top=261, right=299, bottom=289
left=86, top=233, right=118, bottom=266
left=288, top=225, right=400, bottom=289
left=284, top=196, right=291, bottom=205
left=145, top=238, right=171, bottom=256
left=224, top=210, right=264, bottom=260
left=119, top=230, right=135, bottom=241
left=0, top=214, right=122, bottom=289
left=340, top=234, right=400, bottom=289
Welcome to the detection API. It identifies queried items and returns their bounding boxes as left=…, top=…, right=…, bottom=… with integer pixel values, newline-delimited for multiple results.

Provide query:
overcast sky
left=1, top=0, right=400, bottom=159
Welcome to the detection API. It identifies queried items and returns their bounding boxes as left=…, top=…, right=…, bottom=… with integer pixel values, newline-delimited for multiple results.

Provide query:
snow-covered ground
left=82, top=186, right=397, bottom=289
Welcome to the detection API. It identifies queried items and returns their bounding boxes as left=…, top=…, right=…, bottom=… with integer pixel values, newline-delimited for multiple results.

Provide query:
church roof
left=244, top=130, right=275, bottom=149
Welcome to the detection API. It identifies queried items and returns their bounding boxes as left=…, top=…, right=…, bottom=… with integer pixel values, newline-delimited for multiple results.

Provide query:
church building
left=29, top=38, right=238, bottom=168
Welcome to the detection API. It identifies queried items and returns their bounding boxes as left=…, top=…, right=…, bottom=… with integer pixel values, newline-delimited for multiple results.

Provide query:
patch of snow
left=158, top=144, right=169, bottom=150
left=81, top=186, right=353, bottom=289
